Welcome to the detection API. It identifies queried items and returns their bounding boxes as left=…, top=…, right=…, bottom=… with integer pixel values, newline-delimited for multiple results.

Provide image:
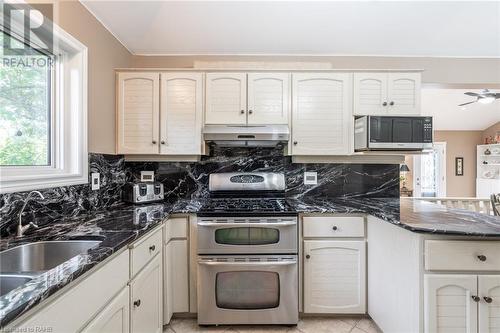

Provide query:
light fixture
left=400, top=164, right=410, bottom=172
left=478, top=96, right=496, bottom=104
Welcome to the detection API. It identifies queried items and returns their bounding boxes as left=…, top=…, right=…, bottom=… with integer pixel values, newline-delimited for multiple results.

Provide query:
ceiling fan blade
left=459, top=101, right=476, bottom=106
left=464, top=92, right=479, bottom=97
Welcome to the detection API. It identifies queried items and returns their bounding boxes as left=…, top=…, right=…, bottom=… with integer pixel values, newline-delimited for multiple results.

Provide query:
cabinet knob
left=134, top=299, right=141, bottom=307
left=240, top=110, right=245, bottom=114
left=293, top=141, right=298, bottom=145
left=152, top=140, right=157, bottom=144
left=484, top=296, right=493, bottom=303
left=477, top=255, right=487, bottom=262
left=248, top=110, right=253, bottom=114
left=149, top=245, right=156, bottom=252
left=382, top=102, right=388, bottom=106
left=472, top=295, right=480, bottom=302
left=389, top=101, right=395, bottom=106
left=161, top=141, right=165, bottom=145
left=332, top=226, right=338, bottom=231
left=305, top=254, right=311, bottom=259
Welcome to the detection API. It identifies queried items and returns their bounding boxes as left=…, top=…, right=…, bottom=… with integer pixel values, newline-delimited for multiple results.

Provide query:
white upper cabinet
left=292, top=73, right=352, bottom=155
left=387, top=73, right=421, bottom=115
left=353, top=73, right=387, bottom=116
left=247, top=73, right=290, bottom=125
left=353, top=72, right=421, bottom=116
left=205, top=73, right=247, bottom=125
left=117, top=72, right=160, bottom=154
left=424, top=274, right=477, bottom=333
left=160, top=73, right=203, bottom=155
left=478, top=275, right=500, bottom=333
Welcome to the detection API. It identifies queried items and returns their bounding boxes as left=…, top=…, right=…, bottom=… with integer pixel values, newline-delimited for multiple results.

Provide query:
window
left=0, top=5, right=88, bottom=193
left=0, top=32, right=52, bottom=166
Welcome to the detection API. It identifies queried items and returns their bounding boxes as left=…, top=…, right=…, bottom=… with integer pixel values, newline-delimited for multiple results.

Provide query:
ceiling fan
left=459, top=89, right=500, bottom=106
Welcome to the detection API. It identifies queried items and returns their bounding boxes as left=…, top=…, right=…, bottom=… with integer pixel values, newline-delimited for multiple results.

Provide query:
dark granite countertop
left=0, top=200, right=200, bottom=327
left=287, top=197, right=500, bottom=237
left=1, top=196, right=499, bottom=327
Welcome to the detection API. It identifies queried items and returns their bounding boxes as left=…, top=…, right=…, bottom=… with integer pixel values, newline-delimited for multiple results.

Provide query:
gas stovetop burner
left=198, top=198, right=296, bottom=217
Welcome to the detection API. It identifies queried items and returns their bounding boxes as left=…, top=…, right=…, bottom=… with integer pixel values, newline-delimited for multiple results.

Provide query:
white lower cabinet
left=425, top=274, right=500, bottom=333
left=303, top=240, right=366, bottom=313
left=479, top=275, right=500, bottom=333
left=130, top=254, right=163, bottom=333
left=81, top=287, right=130, bottom=333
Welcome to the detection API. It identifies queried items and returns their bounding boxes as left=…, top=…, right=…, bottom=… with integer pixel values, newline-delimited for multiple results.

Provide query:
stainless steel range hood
left=203, top=125, right=290, bottom=147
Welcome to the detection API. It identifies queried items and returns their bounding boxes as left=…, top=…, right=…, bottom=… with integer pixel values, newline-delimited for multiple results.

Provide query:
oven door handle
left=198, top=261, right=297, bottom=267
left=197, top=222, right=296, bottom=227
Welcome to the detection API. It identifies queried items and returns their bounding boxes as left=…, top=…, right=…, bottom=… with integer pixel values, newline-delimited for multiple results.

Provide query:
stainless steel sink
left=0, top=274, right=34, bottom=297
left=0, top=240, right=101, bottom=274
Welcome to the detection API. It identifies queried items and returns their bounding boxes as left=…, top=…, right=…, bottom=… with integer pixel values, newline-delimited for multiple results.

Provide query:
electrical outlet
left=141, top=171, right=155, bottom=182
left=91, top=173, right=100, bottom=190
left=304, top=171, right=317, bottom=185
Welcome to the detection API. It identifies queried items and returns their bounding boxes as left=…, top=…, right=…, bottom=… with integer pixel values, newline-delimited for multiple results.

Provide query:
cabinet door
left=160, top=73, right=203, bottom=155
left=479, top=275, right=500, bottom=333
left=117, top=72, right=160, bottom=154
left=163, top=242, right=173, bottom=325
left=303, top=240, right=366, bottom=313
left=170, top=239, right=189, bottom=313
left=387, top=73, right=421, bottom=115
left=205, top=73, right=247, bottom=125
left=247, top=73, right=290, bottom=125
left=292, top=73, right=352, bottom=155
left=353, top=73, right=388, bottom=115
left=130, top=254, right=162, bottom=333
left=81, top=287, right=130, bottom=333
left=424, top=274, right=477, bottom=333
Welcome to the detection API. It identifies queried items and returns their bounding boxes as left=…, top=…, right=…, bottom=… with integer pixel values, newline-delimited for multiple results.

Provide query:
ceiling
left=421, top=89, right=500, bottom=131
left=81, top=1, right=500, bottom=57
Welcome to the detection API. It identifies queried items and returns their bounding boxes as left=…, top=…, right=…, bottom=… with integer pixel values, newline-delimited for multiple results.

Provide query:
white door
left=292, top=73, right=352, bottom=155
left=353, top=73, right=388, bottom=115
left=81, top=287, right=130, bottom=333
left=247, top=73, right=290, bottom=125
left=413, top=142, right=447, bottom=197
left=117, top=72, right=160, bottom=154
left=160, top=73, right=203, bottom=155
left=205, top=73, right=247, bottom=125
left=387, top=73, right=421, bottom=115
left=303, top=240, right=366, bottom=313
left=478, top=275, right=500, bottom=333
left=130, top=255, right=163, bottom=333
left=424, top=274, right=478, bottom=333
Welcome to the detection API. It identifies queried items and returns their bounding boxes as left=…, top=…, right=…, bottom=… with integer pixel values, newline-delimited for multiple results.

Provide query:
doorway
left=413, top=142, right=447, bottom=197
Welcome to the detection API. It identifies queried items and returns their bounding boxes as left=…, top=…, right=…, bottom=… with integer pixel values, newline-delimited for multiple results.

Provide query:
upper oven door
left=197, top=217, right=298, bottom=254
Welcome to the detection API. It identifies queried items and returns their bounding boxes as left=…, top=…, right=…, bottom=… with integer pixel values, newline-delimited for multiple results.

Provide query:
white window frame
left=0, top=7, right=88, bottom=193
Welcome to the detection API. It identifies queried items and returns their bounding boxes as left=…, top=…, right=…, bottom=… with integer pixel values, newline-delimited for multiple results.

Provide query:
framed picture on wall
left=455, top=157, right=464, bottom=176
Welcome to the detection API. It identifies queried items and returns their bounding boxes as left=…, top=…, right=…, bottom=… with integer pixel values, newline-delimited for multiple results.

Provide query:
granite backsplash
left=0, top=147, right=399, bottom=235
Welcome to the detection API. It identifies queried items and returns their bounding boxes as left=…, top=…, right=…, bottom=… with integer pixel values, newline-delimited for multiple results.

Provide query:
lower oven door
left=197, top=255, right=298, bottom=325
left=197, top=217, right=298, bottom=254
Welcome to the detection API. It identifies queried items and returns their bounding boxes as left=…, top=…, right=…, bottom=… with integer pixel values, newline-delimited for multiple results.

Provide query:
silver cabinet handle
left=198, top=260, right=296, bottom=267
left=197, top=222, right=296, bottom=227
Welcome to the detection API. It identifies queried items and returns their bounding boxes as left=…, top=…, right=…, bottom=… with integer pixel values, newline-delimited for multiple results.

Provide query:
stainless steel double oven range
left=197, top=172, right=298, bottom=325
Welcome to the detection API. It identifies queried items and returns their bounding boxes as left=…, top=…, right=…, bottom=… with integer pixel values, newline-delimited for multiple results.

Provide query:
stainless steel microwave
left=354, top=116, right=433, bottom=151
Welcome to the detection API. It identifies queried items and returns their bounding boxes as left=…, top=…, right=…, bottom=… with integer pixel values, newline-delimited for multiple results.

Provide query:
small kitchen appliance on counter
left=197, top=172, right=298, bottom=326
left=122, top=182, right=164, bottom=204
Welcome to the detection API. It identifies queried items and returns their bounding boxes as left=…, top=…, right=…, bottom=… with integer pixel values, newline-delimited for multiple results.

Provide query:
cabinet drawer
left=303, top=216, right=365, bottom=238
left=425, top=240, right=500, bottom=271
left=164, top=217, right=188, bottom=242
left=130, top=227, right=163, bottom=278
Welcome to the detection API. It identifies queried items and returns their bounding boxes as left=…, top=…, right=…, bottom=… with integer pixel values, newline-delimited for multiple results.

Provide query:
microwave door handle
left=198, top=261, right=297, bottom=267
left=197, top=222, right=296, bottom=227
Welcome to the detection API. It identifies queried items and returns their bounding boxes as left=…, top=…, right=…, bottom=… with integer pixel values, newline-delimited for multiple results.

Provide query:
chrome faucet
left=17, top=191, right=44, bottom=238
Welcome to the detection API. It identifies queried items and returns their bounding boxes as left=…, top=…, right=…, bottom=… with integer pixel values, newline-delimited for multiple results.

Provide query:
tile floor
left=164, top=317, right=381, bottom=333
